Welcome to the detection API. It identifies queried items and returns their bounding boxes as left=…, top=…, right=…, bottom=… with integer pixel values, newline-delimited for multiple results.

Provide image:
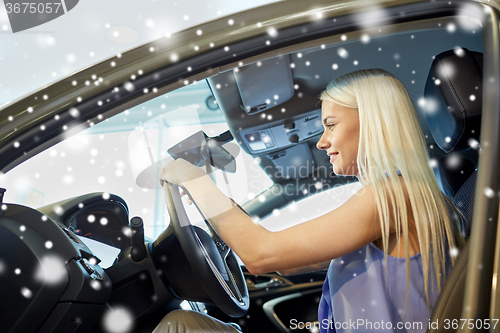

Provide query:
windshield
left=0, top=80, right=273, bottom=239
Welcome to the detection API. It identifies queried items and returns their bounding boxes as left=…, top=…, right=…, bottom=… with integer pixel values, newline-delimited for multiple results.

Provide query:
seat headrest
left=424, top=48, right=483, bottom=153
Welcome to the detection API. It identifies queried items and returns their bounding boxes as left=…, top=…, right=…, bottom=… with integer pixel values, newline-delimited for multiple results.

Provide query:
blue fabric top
left=318, top=242, right=451, bottom=333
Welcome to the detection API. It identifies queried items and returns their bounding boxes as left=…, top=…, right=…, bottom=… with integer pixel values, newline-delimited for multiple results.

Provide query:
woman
left=156, top=69, right=464, bottom=332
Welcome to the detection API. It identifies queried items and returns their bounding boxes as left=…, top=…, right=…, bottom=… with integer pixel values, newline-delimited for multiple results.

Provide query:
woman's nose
left=316, top=133, right=330, bottom=150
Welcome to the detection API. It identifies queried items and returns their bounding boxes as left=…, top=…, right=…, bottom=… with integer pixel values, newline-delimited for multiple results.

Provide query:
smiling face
left=316, top=100, right=360, bottom=176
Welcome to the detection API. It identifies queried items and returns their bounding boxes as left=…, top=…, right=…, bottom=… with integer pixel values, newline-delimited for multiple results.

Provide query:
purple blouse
left=318, top=242, right=451, bottom=333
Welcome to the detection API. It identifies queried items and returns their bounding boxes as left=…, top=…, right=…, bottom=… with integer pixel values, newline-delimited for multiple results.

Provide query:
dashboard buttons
left=79, top=258, right=102, bottom=280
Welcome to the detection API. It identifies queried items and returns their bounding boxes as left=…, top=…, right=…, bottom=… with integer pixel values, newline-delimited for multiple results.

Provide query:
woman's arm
left=161, top=159, right=381, bottom=275
left=276, top=260, right=331, bottom=276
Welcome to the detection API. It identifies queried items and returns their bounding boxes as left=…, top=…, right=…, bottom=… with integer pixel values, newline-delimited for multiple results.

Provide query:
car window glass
left=260, top=182, right=363, bottom=231
left=1, top=80, right=273, bottom=238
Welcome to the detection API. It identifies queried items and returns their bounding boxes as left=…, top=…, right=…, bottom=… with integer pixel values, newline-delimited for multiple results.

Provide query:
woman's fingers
left=180, top=189, right=193, bottom=205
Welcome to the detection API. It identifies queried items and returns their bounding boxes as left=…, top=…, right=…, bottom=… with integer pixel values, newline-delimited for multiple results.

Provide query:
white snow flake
left=35, top=255, right=67, bottom=285
left=69, top=108, right=80, bottom=118
left=54, top=205, right=64, bottom=215
left=484, top=187, right=495, bottom=198
left=337, top=48, right=348, bottom=59
left=468, top=138, right=479, bottom=149
left=454, top=47, right=465, bottom=57
left=418, top=97, right=425, bottom=108
left=145, top=18, right=155, bottom=28
left=429, top=159, right=438, bottom=168
left=123, top=82, right=135, bottom=92
left=267, top=27, right=278, bottom=37
left=90, top=280, right=101, bottom=290
left=21, top=287, right=33, bottom=298
left=122, top=227, right=132, bottom=237
left=102, top=307, right=133, bottom=333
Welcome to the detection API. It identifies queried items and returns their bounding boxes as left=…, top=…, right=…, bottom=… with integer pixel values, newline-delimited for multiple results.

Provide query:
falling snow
left=35, top=255, right=67, bottom=285
left=123, top=82, right=135, bottom=92
left=21, top=287, right=33, bottom=298
left=337, top=48, right=348, bottom=59
left=484, top=187, right=495, bottom=198
left=102, top=307, right=134, bottom=333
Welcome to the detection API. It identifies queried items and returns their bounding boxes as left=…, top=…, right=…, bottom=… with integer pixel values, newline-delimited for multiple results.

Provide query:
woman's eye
left=327, top=124, right=335, bottom=130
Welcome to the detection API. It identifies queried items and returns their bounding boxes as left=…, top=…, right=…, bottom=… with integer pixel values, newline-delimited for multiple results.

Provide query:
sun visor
left=267, top=144, right=314, bottom=179
left=234, top=55, right=294, bottom=115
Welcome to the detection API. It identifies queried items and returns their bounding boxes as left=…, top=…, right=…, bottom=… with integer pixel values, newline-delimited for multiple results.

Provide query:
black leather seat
left=423, top=48, right=483, bottom=331
left=435, top=154, right=476, bottom=199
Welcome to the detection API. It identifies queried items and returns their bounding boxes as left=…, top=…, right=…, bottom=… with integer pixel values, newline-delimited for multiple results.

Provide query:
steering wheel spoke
left=223, top=255, right=245, bottom=303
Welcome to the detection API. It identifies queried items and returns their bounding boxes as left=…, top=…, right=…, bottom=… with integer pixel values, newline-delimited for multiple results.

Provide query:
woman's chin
left=332, top=166, right=346, bottom=176
left=332, top=164, right=358, bottom=176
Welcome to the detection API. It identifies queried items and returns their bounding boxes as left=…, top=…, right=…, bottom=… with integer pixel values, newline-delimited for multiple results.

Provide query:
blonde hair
left=320, top=69, right=465, bottom=309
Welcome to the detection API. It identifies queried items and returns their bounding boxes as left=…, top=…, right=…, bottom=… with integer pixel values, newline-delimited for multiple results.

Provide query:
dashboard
left=0, top=199, right=114, bottom=332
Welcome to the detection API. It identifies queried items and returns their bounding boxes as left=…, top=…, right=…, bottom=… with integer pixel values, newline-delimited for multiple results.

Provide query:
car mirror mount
left=135, top=130, right=240, bottom=189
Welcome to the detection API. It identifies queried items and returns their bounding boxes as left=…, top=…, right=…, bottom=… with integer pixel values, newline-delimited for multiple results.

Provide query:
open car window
left=260, top=182, right=363, bottom=231
left=0, top=80, right=274, bottom=239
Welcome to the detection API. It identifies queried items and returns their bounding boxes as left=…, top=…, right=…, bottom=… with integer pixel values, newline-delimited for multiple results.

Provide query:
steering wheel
left=163, top=182, right=249, bottom=317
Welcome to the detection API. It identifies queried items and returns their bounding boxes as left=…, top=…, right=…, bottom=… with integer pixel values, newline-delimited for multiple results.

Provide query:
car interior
left=0, top=2, right=496, bottom=332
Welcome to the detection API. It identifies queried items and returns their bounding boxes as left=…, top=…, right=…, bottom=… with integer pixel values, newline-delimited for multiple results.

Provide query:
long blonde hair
left=320, top=69, right=464, bottom=307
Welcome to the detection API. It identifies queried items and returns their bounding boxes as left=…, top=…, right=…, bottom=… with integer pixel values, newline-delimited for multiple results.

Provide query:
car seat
left=423, top=48, right=483, bottom=331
